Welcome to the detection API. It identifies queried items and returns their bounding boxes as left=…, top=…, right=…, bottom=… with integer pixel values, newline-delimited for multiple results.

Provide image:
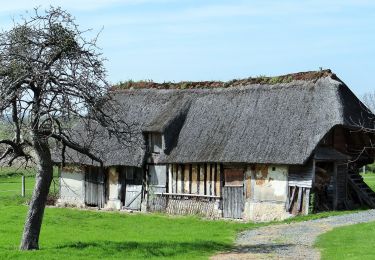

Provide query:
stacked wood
left=147, top=195, right=167, bottom=212
left=147, top=193, right=221, bottom=219
left=287, top=186, right=311, bottom=215
left=314, top=168, right=332, bottom=211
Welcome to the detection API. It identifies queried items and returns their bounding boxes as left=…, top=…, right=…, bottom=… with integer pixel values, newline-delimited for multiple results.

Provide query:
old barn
left=55, top=70, right=375, bottom=221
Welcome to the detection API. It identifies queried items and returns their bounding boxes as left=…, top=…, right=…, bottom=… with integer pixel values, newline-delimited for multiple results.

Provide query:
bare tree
left=0, top=7, right=129, bottom=250
left=350, top=92, right=375, bottom=166
left=363, top=90, right=375, bottom=113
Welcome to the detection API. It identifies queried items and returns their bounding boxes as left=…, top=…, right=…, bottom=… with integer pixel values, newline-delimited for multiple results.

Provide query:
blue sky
left=0, top=0, right=374, bottom=96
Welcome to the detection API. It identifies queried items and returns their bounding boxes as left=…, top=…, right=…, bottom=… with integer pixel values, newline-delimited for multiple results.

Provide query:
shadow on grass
left=232, top=243, right=294, bottom=254
left=55, top=240, right=231, bottom=258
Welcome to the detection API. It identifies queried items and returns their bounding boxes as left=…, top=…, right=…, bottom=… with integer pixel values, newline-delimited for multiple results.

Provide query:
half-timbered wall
left=167, top=163, right=222, bottom=196
left=147, top=163, right=222, bottom=218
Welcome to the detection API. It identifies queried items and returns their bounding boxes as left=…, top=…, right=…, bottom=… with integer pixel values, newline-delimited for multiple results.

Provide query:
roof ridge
left=110, top=69, right=339, bottom=91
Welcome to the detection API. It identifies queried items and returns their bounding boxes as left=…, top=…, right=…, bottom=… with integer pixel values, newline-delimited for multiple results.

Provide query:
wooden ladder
left=347, top=171, right=375, bottom=208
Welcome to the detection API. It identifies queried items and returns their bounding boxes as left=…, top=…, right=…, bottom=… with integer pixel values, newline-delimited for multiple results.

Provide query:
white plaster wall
left=59, top=168, right=85, bottom=206
left=108, top=167, right=119, bottom=200
left=252, top=165, right=288, bottom=202
left=244, top=165, right=290, bottom=221
left=106, top=167, right=121, bottom=210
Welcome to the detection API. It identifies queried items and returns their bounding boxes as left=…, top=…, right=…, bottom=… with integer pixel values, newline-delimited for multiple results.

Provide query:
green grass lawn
left=314, top=171, right=375, bottom=260
left=0, top=195, right=260, bottom=260
left=0, top=167, right=258, bottom=259
left=315, top=221, right=375, bottom=260
left=0, top=167, right=369, bottom=259
left=362, top=173, right=375, bottom=191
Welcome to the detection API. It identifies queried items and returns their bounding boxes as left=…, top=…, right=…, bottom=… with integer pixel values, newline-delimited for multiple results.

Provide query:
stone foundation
left=106, top=199, right=122, bottom=210
left=246, top=201, right=291, bottom=222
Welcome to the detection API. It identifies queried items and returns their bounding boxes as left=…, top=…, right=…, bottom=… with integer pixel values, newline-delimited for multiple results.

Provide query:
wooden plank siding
left=223, top=186, right=244, bottom=219
left=289, top=161, right=314, bottom=188
left=166, top=163, right=223, bottom=197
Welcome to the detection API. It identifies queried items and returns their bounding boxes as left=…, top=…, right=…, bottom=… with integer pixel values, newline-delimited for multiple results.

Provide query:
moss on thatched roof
left=110, top=69, right=338, bottom=91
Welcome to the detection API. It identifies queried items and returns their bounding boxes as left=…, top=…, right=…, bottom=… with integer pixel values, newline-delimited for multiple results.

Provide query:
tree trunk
left=20, top=134, right=53, bottom=250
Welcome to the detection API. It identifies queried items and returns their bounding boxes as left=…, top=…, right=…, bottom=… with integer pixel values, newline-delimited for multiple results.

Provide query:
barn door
left=97, top=168, right=105, bottom=208
left=85, top=167, right=99, bottom=206
left=121, top=167, right=143, bottom=210
left=223, top=168, right=244, bottom=219
left=124, top=185, right=142, bottom=210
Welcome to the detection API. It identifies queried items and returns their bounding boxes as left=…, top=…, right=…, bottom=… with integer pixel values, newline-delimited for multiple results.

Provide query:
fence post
left=21, top=175, right=25, bottom=197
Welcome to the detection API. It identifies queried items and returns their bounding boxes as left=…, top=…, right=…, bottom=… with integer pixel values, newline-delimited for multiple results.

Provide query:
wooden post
left=168, top=165, right=173, bottom=193
left=333, top=162, right=338, bottom=210
left=58, top=165, right=62, bottom=198
left=305, top=188, right=310, bottom=215
left=296, top=187, right=303, bottom=213
left=21, top=175, right=25, bottom=197
left=177, top=165, right=182, bottom=193
left=199, top=164, right=204, bottom=195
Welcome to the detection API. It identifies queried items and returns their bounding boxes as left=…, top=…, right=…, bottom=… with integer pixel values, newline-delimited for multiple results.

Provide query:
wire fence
left=0, top=189, right=34, bottom=193
left=0, top=176, right=59, bottom=197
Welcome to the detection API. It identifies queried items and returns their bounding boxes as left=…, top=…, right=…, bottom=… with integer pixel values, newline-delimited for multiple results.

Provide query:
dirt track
left=212, top=209, right=375, bottom=260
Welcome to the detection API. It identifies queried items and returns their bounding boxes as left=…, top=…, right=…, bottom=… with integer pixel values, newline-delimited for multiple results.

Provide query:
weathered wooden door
left=223, top=168, right=244, bottom=219
left=124, top=185, right=142, bottom=210
left=149, top=165, right=167, bottom=193
left=85, top=167, right=99, bottom=206
left=223, top=186, right=244, bottom=218
left=120, top=167, right=143, bottom=210
left=97, top=168, right=105, bottom=208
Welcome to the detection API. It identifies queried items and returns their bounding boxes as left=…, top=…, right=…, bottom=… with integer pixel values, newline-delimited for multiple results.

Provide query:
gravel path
left=212, top=209, right=375, bottom=260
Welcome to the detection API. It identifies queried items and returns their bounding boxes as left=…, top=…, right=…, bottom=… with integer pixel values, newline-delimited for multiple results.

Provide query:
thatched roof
left=55, top=70, right=374, bottom=167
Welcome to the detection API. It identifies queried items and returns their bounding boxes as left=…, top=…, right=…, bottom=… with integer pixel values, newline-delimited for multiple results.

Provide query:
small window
left=149, top=133, right=163, bottom=153
left=149, top=165, right=167, bottom=186
left=224, top=168, right=244, bottom=187
left=126, top=168, right=134, bottom=180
